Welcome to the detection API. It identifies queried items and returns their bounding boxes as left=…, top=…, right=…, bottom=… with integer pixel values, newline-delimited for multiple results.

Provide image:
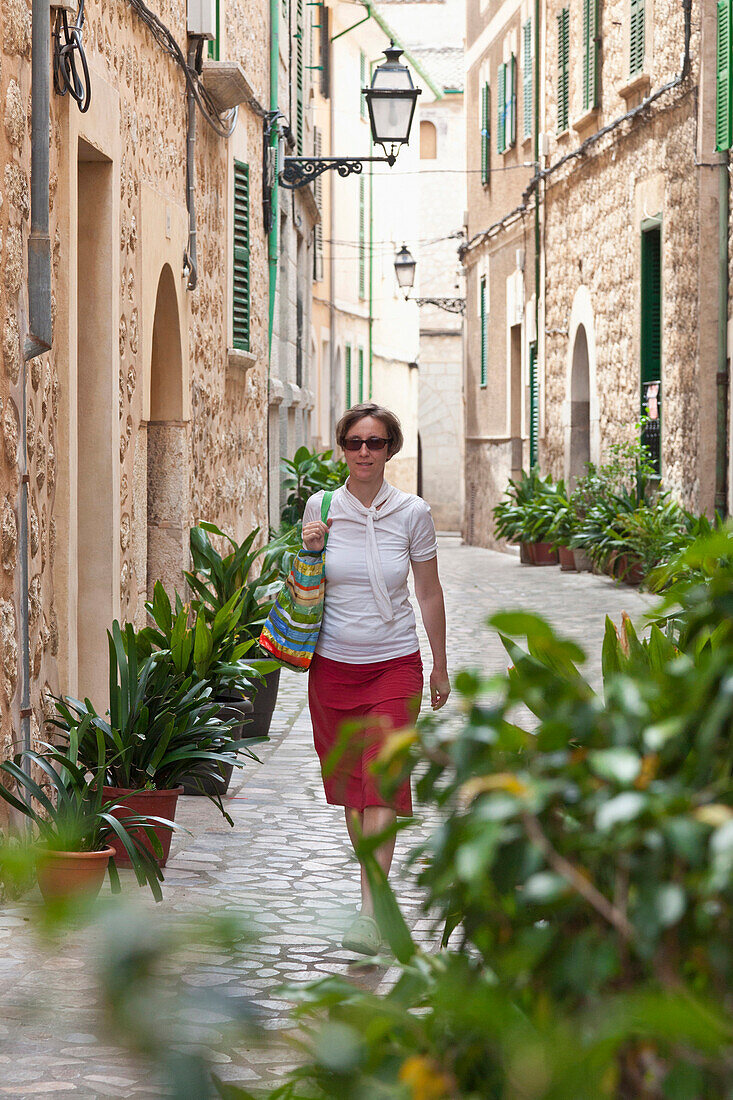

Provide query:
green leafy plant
left=493, top=468, right=562, bottom=545
left=280, top=446, right=347, bottom=527
left=51, top=622, right=254, bottom=813
left=262, top=520, right=304, bottom=580
left=185, top=524, right=281, bottom=651
left=0, top=736, right=171, bottom=899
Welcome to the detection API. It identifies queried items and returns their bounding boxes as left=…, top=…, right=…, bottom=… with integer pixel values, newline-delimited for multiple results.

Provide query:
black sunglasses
left=342, top=436, right=389, bottom=452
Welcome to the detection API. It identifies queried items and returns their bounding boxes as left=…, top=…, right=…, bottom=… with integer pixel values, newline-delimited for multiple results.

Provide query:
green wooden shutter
left=630, top=0, right=645, bottom=77
left=480, top=277, right=488, bottom=387
left=717, top=0, right=733, bottom=151
left=481, top=82, right=491, bottom=184
left=557, top=9, right=569, bottom=133
left=507, top=54, right=516, bottom=147
left=345, top=344, right=352, bottom=408
left=641, top=224, right=662, bottom=385
left=207, top=0, right=221, bottom=59
left=497, top=64, right=506, bottom=153
left=296, top=0, right=304, bottom=154
left=529, top=341, right=539, bottom=467
left=232, top=160, right=250, bottom=352
left=358, top=176, right=366, bottom=299
left=360, top=51, right=367, bottom=119
left=583, top=0, right=599, bottom=111
left=523, top=20, right=533, bottom=141
left=358, top=347, right=364, bottom=402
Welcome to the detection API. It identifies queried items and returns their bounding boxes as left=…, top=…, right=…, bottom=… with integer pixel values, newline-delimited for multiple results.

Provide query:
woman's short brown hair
left=336, top=403, right=404, bottom=458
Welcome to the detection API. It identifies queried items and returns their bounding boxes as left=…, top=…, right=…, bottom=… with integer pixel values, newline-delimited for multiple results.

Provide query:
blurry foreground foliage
left=3, top=528, right=733, bottom=1099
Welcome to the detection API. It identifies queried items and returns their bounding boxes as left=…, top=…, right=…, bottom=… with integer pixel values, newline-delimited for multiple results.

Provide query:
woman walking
left=302, top=403, right=450, bottom=956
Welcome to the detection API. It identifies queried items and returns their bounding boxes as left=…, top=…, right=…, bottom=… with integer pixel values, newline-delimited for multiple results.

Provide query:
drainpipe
left=329, top=60, right=336, bottom=441
left=268, top=0, right=279, bottom=360
left=716, top=150, right=729, bottom=516
left=20, top=0, right=53, bottom=760
left=532, top=0, right=540, bottom=470
left=368, top=150, right=374, bottom=398
left=184, top=38, right=200, bottom=291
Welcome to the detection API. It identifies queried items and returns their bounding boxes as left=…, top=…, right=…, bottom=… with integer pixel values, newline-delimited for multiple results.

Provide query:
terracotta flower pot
left=558, top=545, right=576, bottom=571
left=616, top=553, right=644, bottom=586
left=519, top=542, right=534, bottom=564
left=102, top=786, right=182, bottom=868
left=531, top=542, right=559, bottom=566
left=36, top=846, right=114, bottom=902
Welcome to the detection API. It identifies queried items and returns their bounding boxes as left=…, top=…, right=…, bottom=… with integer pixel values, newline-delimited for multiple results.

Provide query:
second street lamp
left=393, top=246, right=466, bottom=314
left=280, top=42, right=421, bottom=190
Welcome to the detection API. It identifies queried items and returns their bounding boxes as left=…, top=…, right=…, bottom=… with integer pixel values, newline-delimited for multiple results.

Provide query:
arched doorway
left=569, top=325, right=591, bottom=483
left=146, top=264, right=187, bottom=599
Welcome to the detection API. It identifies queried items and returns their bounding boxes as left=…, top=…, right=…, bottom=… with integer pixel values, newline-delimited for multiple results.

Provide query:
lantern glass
left=364, top=43, right=421, bottom=152
left=394, top=245, right=416, bottom=291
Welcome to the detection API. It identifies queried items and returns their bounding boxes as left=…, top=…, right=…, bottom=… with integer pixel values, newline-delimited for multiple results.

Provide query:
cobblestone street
left=0, top=539, right=649, bottom=1098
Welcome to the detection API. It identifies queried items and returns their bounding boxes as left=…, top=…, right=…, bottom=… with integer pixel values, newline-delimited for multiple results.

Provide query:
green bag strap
left=321, top=491, right=334, bottom=547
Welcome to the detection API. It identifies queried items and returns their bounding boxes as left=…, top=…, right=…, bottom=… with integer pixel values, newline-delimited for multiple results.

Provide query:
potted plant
left=138, top=582, right=275, bottom=795
left=0, top=735, right=172, bottom=901
left=279, top=445, right=348, bottom=527
left=51, top=621, right=254, bottom=865
left=185, top=524, right=283, bottom=740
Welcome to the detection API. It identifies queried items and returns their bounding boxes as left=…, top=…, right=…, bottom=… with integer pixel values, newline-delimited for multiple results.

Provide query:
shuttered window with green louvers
left=497, top=64, right=506, bottom=153
left=481, top=82, right=490, bottom=185
left=345, top=345, right=352, bottom=409
left=358, top=348, right=364, bottom=402
left=358, top=176, right=366, bottom=299
left=641, top=223, right=662, bottom=386
left=505, top=54, right=516, bottom=147
left=557, top=9, right=570, bottom=133
left=717, top=0, right=733, bottom=151
left=207, top=0, right=220, bottom=60
left=360, top=51, right=368, bottom=119
left=523, top=20, right=533, bottom=141
left=529, top=341, right=539, bottom=467
left=232, top=160, right=250, bottom=352
left=296, top=0, right=304, bottom=154
left=583, top=0, right=599, bottom=112
left=630, top=0, right=645, bottom=77
left=480, top=276, right=488, bottom=387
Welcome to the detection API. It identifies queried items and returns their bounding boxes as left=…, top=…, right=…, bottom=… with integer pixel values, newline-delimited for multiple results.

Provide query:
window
left=360, top=50, right=368, bottom=119
left=207, top=0, right=220, bottom=59
left=358, top=347, right=364, bottom=402
left=557, top=8, right=570, bottom=133
left=717, top=0, right=732, bottom=151
left=529, top=341, right=539, bottom=466
left=497, top=56, right=516, bottom=153
left=479, top=276, right=488, bottom=387
left=345, top=344, right=352, bottom=408
left=630, top=0, right=645, bottom=78
left=358, top=176, right=366, bottom=299
left=523, top=19, right=533, bottom=141
left=232, top=160, right=250, bottom=351
left=296, top=0, right=304, bottom=154
left=582, top=0, right=599, bottom=111
left=318, top=2, right=330, bottom=98
left=480, top=83, right=490, bottom=184
left=420, top=120, right=437, bottom=159
left=640, top=221, right=662, bottom=476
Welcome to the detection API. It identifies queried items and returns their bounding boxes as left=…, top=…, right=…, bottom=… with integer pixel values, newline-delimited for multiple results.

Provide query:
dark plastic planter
left=181, top=695, right=255, bottom=797
left=244, top=668, right=281, bottom=740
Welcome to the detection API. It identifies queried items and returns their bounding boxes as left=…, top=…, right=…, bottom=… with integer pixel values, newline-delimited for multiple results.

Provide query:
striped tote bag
left=259, top=491, right=333, bottom=671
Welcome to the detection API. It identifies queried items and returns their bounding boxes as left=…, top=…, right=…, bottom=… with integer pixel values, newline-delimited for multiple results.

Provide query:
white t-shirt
left=303, top=482, right=438, bottom=664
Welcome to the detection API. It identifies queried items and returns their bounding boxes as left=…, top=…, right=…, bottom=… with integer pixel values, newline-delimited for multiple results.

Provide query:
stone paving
left=0, top=539, right=650, bottom=1098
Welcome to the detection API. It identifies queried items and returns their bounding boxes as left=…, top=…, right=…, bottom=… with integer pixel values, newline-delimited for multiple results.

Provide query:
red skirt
left=308, top=650, right=423, bottom=816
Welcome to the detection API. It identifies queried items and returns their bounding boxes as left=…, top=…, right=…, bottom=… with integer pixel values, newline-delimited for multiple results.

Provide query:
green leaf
left=588, top=748, right=642, bottom=786
left=595, top=791, right=648, bottom=831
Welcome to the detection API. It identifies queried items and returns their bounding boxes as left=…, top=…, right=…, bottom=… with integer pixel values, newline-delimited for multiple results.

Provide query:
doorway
left=569, top=324, right=591, bottom=482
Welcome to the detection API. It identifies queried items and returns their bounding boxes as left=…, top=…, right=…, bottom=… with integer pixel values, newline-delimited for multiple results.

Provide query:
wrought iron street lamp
left=280, top=43, right=421, bottom=190
left=393, top=245, right=466, bottom=314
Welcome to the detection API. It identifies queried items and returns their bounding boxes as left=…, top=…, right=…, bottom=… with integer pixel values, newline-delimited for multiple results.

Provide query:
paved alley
left=0, top=540, right=650, bottom=1098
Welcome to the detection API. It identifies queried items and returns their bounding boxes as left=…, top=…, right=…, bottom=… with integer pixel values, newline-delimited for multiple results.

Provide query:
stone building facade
left=463, top=0, right=729, bottom=547
left=462, top=0, right=537, bottom=546
left=0, top=0, right=291, bottom=765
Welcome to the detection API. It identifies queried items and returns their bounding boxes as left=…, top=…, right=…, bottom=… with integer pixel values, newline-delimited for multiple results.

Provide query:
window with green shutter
left=296, top=0, right=304, bottom=154
left=360, top=51, right=368, bottom=119
left=345, top=344, right=352, bottom=409
left=506, top=54, right=516, bottom=147
left=232, top=160, right=250, bottom=352
left=497, top=64, right=506, bottom=153
left=358, top=176, right=366, bottom=299
left=630, top=0, right=645, bottom=77
left=557, top=9, right=570, bottom=133
left=640, top=221, right=662, bottom=476
left=207, top=0, right=221, bottom=59
left=481, top=82, right=491, bottom=185
left=717, top=0, right=733, bottom=151
left=529, top=341, right=538, bottom=467
left=582, top=0, right=599, bottom=112
left=523, top=20, right=533, bottom=141
left=480, top=276, right=488, bottom=387
left=358, top=348, right=364, bottom=402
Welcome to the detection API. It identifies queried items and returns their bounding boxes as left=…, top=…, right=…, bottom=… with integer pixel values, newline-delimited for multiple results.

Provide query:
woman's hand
left=430, top=668, right=450, bottom=710
left=302, top=517, right=333, bottom=552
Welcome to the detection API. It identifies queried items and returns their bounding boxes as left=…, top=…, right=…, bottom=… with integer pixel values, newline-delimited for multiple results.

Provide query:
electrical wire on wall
left=125, top=0, right=238, bottom=139
left=53, top=0, right=91, bottom=112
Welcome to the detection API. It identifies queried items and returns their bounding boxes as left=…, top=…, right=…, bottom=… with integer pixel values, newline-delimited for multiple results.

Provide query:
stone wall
left=0, top=0, right=271, bottom=760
